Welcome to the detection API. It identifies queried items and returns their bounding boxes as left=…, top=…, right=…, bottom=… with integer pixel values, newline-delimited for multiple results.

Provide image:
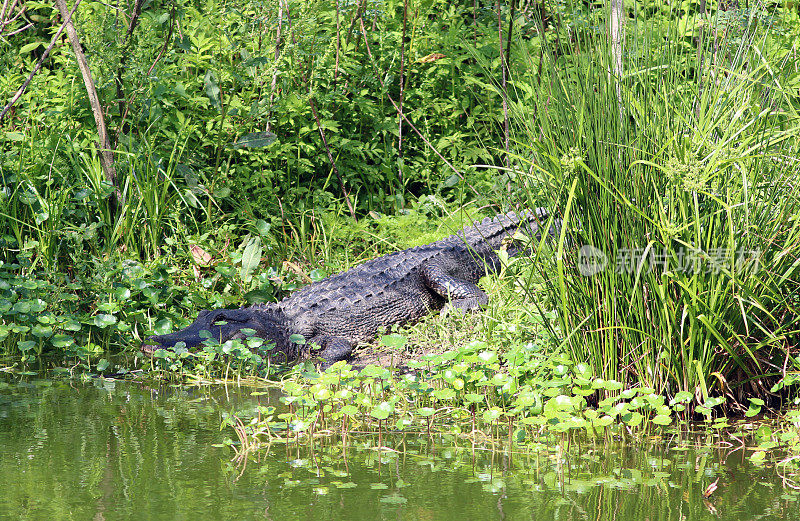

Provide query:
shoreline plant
left=482, top=0, right=800, bottom=405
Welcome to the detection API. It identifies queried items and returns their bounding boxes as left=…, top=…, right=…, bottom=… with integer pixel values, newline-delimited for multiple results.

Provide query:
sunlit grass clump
left=497, top=2, right=800, bottom=405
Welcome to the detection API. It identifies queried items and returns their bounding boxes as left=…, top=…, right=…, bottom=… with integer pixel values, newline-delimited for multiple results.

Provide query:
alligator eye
left=212, top=314, right=231, bottom=326
left=213, top=312, right=243, bottom=326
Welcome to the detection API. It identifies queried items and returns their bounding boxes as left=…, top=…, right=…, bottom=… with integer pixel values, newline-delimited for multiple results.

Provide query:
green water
left=1, top=377, right=798, bottom=521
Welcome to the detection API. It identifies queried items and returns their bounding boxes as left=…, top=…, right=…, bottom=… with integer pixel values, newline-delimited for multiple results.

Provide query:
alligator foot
left=308, top=335, right=354, bottom=370
left=421, top=261, right=490, bottom=313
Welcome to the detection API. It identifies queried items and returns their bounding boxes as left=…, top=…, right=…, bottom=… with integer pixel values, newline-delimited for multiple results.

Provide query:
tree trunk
left=265, top=0, right=284, bottom=133
left=54, top=0, right=119, bottom=203
left=497, top=0, right=509, bottom=169
left=398, top=0, right=407, bottom=190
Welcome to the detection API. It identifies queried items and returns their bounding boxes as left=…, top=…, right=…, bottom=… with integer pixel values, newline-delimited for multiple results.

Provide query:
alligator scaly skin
left=142, top=208, right=555, bottom=366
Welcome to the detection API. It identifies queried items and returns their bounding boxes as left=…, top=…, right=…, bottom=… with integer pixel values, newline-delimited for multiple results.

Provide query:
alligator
left=142, top=208, right=556, bottom=367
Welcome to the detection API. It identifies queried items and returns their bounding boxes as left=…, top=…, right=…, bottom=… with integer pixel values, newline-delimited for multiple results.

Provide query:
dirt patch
left=346, top=311, right=488, bottom=369
left=350, top=341, right=451, bottom=369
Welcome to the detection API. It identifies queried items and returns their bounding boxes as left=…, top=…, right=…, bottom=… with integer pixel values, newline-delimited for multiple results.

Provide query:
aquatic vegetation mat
left=226, top=341, right=800, bottom=484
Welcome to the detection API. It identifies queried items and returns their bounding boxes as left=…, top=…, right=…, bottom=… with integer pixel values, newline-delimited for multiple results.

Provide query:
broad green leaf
left=370, top=401, right=394, bottom=420
left=231, top=131, right=277, bottom=149
left=20, top=42, right=44, bottom=53
left=340, top=405, right=359, bottom=416
left=17, top=340, right=37, bottom=352
left=93, top=314, right=117, bottom=328
left=240, top=236, right=262, bottom=283
left=380, top=333, right=408, bottom=349
left=652, top=414, right=672, bottom=426
left=204, top=70, right=221, bottom=109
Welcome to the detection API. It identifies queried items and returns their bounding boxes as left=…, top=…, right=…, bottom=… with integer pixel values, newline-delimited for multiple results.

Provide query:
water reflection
left=0, top=377, right=797, bottom=521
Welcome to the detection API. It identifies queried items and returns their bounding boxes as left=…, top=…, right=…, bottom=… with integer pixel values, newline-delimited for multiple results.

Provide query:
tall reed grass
left=495, top=1, right=800, bottom=403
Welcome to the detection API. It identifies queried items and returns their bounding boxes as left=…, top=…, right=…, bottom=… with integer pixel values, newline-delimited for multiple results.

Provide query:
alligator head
left=142, top=307, right=296, bottom=362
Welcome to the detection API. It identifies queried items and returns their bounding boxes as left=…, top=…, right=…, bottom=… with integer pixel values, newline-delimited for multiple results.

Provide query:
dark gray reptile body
left=143, top=208, right=553, bottom=366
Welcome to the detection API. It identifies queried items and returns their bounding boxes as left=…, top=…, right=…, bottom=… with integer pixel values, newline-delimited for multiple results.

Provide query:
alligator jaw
left=140, top=332, right=202, bottom=356
left=140, top=307, right=295, bottom=359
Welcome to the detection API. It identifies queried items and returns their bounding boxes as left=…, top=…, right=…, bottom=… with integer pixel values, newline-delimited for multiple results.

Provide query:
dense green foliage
left=2, top=0, right=511, bottom=266
left=1, top=0, right=799, bottom=419
left=2, top=0, right=514, bottom=362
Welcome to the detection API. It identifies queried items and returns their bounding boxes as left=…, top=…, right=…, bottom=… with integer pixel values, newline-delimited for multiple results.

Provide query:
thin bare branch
left=54, top=0, right=118, bottom=198
left=505, top=0, right=515, bottom=66
left=265, top=0, right=284, bottom=133
left=1, top=0, right=20, bottom=25
left=145, top=11, right=174, bottom=76
left=5, top=21, right=32, bottom=37
left=358, top=15, right=479, bottom=198
left=398, top=0, right=407, bottom=189
left=309, top=97, right=356, bottom=220
left=124, top=0, right=144, bottom=41
left=345, top=0, right=365, bottom=47
left=333, top=0, right=340, bottom=87
left=0, top=0, right=81, bottom=121
left=0, top=0, right=10, bottom=23
left=1, top=0, right=28, bottom=40
left=116, top=0, right=175, bottom=144
left=270, top=0, right=353, bottom=217
left=115, top=0, right=145, bottom=142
